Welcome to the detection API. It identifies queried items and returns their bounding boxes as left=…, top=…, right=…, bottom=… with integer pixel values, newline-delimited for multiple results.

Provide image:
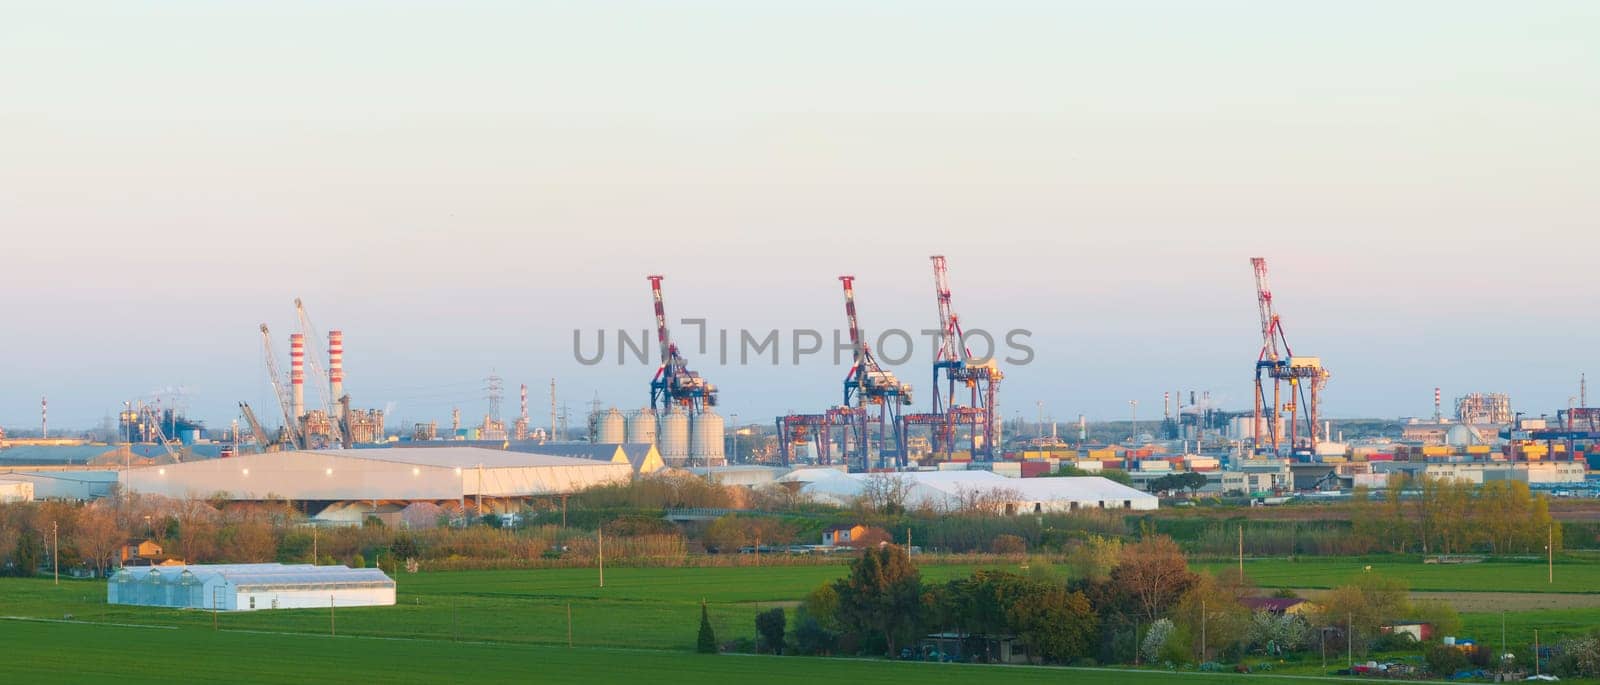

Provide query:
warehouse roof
left=305, top=447, right=603, bottom=469
left=113, top=563, right=393, bottom=590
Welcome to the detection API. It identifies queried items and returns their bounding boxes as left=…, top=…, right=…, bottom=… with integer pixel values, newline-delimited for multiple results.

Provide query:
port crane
left=912, top=256, right=1002, bottom=461
left=839, top=275, right=912, bottom=468
left=1250, top=257, right=1329, bottom=457
left=259, top=324, right=304, bottom=449
left=647, top=275, right=718, bottom=413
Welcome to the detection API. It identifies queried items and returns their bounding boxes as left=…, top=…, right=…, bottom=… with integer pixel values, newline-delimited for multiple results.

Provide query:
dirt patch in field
left=1289, top=589, right=1600, bottom=612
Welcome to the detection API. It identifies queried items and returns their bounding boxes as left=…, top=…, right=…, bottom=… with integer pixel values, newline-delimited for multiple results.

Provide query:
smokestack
left=41, top=396, right=47, bottom=439
left=290, top=333, right=305, bottom=419
left=328, top=330, right=344, bottom=418
left=520, top=383, right=529, bottom=421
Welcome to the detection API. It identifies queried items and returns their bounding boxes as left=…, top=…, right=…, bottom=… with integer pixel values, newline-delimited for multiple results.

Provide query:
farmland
left=6, top=557, right=1600, bottom=682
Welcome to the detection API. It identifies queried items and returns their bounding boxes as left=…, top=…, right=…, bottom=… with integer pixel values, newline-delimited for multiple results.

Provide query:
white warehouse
left=107, top=563, right=395, bottom=612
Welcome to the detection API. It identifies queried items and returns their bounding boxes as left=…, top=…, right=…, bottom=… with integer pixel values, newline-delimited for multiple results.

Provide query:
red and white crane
left=1250, top=257, right=1329, bottom=456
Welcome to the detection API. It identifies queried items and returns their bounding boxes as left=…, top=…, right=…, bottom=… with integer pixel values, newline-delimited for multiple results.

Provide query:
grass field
left=6, top=558, right=1600, bottom=683
left=0, top=618, right=1364, bottom=684
left=1198, top=557, right=1600, bottom=593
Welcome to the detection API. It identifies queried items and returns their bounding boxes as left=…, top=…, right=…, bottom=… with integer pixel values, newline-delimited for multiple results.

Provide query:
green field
left=6, top=559, right=1600, bottom=683
left=0, top=619, right=1359, bottom=684
left=1199, top=557, right=1600, bottom=593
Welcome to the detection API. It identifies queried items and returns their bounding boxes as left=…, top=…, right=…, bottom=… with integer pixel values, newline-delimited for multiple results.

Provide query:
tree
left=1173, top=571, right=1251, bottom=661
left=1007, top=585, right=1098, bottom=663
left=1142, top=618, right=1174, bottom=663
left=755, top=607, right=786, bottom=654
left=833, top=545, right=925, bottom=656
left=697, top=602, right=718, bottom=653
left=73, top=506, right=128, bottom=576
left=1066, top=535, right=1122, bottom=583
left=1112, top=535, right=1196, bottom=623
left=857, top=474, right=911, bottom=515
left=790, top=607, right=837, bottom=656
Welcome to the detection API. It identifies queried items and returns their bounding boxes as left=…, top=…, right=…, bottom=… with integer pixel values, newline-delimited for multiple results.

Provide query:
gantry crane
left=839, top=276, right=912, bottom=469
left=647, top=275, right=717, bottom=412
left=914, top=255, right=1002, bottom=461
left=1250, top=257, right=1329, bottom=457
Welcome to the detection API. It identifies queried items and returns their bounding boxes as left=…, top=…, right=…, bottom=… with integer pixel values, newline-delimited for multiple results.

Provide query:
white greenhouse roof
left=112, top=563, right=393, bottom=589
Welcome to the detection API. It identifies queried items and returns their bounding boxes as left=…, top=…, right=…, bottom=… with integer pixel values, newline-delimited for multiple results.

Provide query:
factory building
left=118, top=447, right=631, bottom=511
left=0, top=478, right=33, bottom=502
left=107, top=563, right=394, bottom=611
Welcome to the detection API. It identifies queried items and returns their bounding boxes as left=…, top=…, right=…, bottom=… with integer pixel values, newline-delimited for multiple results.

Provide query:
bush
left=697, top=603, right=717, bottom=654
left=1424, top=642, right=1469, bottom=676
left=990, top=534, right=1027, bottom=555
left=791, top=609, right=837, bottom=656
left=755, top=607, right=786, bottom=654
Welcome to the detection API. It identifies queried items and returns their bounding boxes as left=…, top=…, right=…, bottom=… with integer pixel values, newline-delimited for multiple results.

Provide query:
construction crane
left=839, top=276, right=912, bottom=469
left=294, top=298, right=344, bottom=447
left=920, top=255, right=1003, bottom=461
left=1249, top=257, right=1329, bottom=457
left=647, top=275, right=717, bottom=412
left=237, top=401, right=273, bottom=452
left=260, top=324, right=303, bottom=449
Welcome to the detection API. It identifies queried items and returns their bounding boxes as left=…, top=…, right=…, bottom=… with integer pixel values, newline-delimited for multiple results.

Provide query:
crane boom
left=238, top=401, right=270, bottom=451
left=840, top=276, right=865, bottom=370
left=1251, top=257, right=1279, bottom=362
left=931, top=256, right=961, bottom=363
left=648, top=275, right=673, bottom=367
left=260, top=324, right=303, bottom=448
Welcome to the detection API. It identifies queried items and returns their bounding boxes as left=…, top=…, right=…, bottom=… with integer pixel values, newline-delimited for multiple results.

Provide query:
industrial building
left=780, top=469, right=1158, bottom=513
left=508, top=442, right=666, bottom=475
left=0, top=478, right=33, bottom=502
left=107, top=563, right=395, bottom=611
left=118, top=447, right=631, bottom=512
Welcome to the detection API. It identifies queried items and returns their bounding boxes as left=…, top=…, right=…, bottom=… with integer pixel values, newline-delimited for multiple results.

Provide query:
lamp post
left=730, top=414, right=739, bottom=464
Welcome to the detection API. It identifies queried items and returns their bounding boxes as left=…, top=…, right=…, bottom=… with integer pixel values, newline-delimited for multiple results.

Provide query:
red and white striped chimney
left=328, top=330, right=345, bottom=414
left=290, top=333, right=305, bottom=419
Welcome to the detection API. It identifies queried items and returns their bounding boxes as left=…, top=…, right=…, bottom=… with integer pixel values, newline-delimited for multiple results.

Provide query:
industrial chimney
left=328, top=330, right=344, bottom=419
left=290, top=333, right=305, bottom=420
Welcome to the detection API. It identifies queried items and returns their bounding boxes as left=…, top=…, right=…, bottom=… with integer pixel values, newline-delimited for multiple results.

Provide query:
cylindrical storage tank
left=626, top=408, right=657, bottom=446
left=691, top=411, right=725, bottom=463
left=598, top=408, right=626, bottom=444
left=658, top=407, right=690, bottom=462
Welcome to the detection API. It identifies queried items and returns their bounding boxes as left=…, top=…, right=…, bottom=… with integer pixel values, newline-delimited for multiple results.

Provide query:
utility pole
left=330, top=594, right=337, bottom=636
left=312, top=526, right=318, bottom=564
left=1200, top=598, right=1207, bottom=662
left=1548, top=523, right=1554, bottom=584
left=597, top=527, right=605, bottom=588
left=52, top=521, right=59, bottom=585
left=1238, top=524, right=1244, bottom=579
left=1347, top=613, right=1353, bottom=667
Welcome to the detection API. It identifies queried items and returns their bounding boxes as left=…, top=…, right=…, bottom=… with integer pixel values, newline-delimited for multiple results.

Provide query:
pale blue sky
left=1, top=2, right=1596, bottom=430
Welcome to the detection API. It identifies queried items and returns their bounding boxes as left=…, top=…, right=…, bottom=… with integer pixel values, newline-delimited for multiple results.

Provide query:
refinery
left=2, top=254, right=1596, bottom=505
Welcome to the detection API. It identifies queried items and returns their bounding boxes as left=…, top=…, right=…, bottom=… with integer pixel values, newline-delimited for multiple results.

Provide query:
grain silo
left=690, top=410, right=725, bottom=465
left=658, top=406, right=690, bottom=464
left=597, top=408, right=626, bottom=444
left=626, top=408, right=657, bottom=447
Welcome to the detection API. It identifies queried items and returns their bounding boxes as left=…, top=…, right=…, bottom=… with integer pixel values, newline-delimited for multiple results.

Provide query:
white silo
left=597, top=407, right=626, bottom=444
left=658, top=406, right=690, bottom=464
left=626, top=408, right=657, bottom=446
left=691, top=410, right=725, bottom=465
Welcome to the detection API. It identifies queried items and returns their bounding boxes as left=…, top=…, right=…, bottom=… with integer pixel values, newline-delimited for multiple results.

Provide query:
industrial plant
left=3, top=256, right=1598, bottom=514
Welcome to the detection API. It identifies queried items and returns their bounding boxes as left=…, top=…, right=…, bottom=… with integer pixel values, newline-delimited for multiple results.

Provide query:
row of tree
left=1352, top=477, right=1560, bottom=555
left=754, top=536, right=1461, bottom=668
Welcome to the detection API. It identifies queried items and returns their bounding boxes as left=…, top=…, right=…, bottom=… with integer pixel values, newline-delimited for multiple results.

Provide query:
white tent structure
left=107, top=563, right=394, bottom=611
left=779, top=469, right=1158, bottom=513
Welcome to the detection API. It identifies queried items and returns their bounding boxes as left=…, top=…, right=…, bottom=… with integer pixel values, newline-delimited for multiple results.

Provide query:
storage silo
left=658, top=406, right=690, bottom=464
left=597, top=408, right=626, bottom=444
left=691, top=410, right=725, bottom=464
left=626, top=408, right=657, bottom=446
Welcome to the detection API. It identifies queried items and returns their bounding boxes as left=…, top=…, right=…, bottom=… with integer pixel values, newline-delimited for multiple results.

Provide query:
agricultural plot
left=1198, top=558, right=1600, bottom=594
left=0, top=618, right=1343, bottom=684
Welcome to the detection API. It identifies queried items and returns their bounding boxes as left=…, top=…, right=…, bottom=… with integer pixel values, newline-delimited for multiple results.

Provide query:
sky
left=1, top=1, right=1596, bottom=431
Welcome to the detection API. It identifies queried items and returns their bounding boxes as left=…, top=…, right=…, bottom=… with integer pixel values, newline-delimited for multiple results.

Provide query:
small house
left=821, top=524, right=868, bottom=547
left=1242, top=597, right=1315, bottom=616
left=119, top=539, right=167, bottom=566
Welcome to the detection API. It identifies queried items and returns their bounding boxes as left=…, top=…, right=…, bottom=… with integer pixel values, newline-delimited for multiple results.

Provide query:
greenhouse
left=107, top=563, right=395, bottom=612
